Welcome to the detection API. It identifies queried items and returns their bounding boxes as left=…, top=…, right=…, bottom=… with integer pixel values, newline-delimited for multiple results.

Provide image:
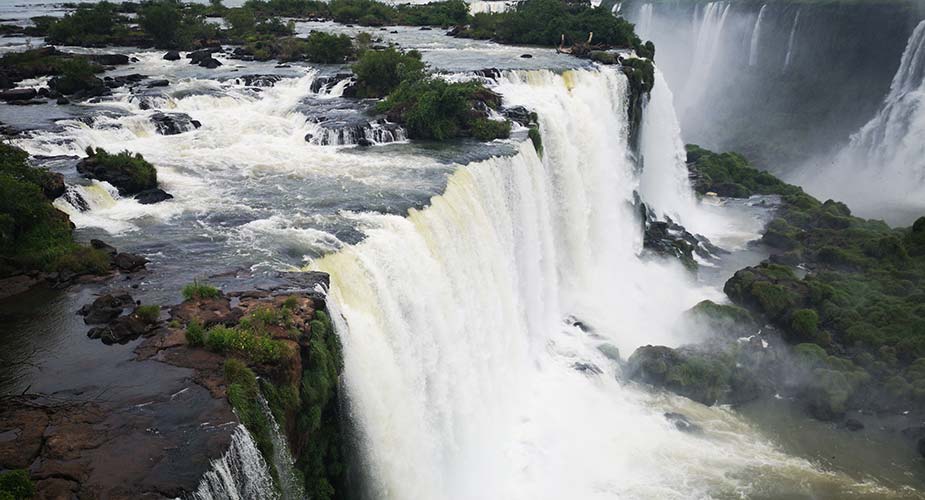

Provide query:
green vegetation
left=0, top=47, right=103, bottom=90
left=49, top=58, right=106, bottom=96
left=458, top=0, right=646, bottom=52
left=224, top=358, right=277, bottom=476
left=47, top=1, right=125, bottom=46
left=0, top=470, right=34, bottom=500
left=0, top=143, right=109, bottom=278
left=351, top=47, right=426, bottom=98
left=470, top=118, right=512, bottom=142
left=79, top=147, right=158, bottom=195
left=185, top=318, right=206, bottom=346
left=304, top=31, right=354, bottom=64
left=181, top=280, right=222, bottom=301
left=202, top=307, right=291, bottom=363
left=528, top=125, right=543, bottom=155
left=690, top=145, right=925, bottom=414
left=296, top=308, right=344, bottom=500
left=135, top=304, right=161, bottom=324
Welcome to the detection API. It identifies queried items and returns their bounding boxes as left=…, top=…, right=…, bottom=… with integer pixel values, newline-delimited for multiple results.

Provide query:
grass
left=182, top=281, right=222, bottom=301
left=135, top=304, right=160, bottom=324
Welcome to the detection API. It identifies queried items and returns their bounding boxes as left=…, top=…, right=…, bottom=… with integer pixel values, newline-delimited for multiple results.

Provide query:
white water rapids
left=314, top=67, right=892, bottom=499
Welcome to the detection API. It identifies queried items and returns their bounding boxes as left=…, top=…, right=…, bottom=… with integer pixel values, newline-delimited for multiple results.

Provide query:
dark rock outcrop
left=40, top=172, right=66, bottom=199
left=163, top=50, right=181, bottom=61
left=90, top=53, right=130, bottom=66
left=147, top=79, right=169, bottom=88
left=664, top=412, right=702, bottom=433
left=78, top=292, right=135, bottom=324
left=0, top=88, right=37, bottom=101
left=113, top=252, right=148, bottom=272
left=150, top=112, right=201, bottom=135
left=134, top=188, right=173, bottom=204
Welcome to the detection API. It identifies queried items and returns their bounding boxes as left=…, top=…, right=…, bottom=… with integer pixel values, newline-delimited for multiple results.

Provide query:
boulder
left=664, top=412, right=702, bottom=433
left=845, top=418, right=864, bottom=431
left=625, top=345, right=734, bottom=406
left=90, top=53, right=130, bottom=66
left=0, top=88, right=37, bottom=101
left=187, top=48, right=218, bottom=64
left=199, top=57, right=222, bottom=69
left=134, top=188, right=173, bottom=204
left=503, top=105, right=534, bottom=126
left=40, top=172, right=65, bottom=199
left=163, top=50, right=181, bottom=61
left=169, top=297, right=243, bottom=328
left=113, top=252, right=147, bottom=272
left=90, top=239, right=117, bottom=256
left=78, top=292, right=135, bottom=324
left=87, top=314, right=150, bottom=344
left=237, top=74, right=283, bottom=88
left=150, top=112, right=201, bottom=135
left=147, top=79, right=169, bottom=88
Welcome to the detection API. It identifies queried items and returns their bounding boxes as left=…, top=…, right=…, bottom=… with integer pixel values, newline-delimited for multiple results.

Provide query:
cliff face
left=621, top=0, right=924, bottom=171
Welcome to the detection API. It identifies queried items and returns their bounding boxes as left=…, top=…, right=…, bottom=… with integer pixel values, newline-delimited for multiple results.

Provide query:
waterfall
left=636, top=3, right=654, bottom=39
left=190, top=425, right=278, bottom=500
left=312, top=67, right=845, bottom=498
left=783, top=9, right=801, bottom=69
left=682, top=1, right=731, bottom=113
left=258, top=395, right=306, bottom=500
left=797, top=20, right=925, bottom=223
left=748, top=4, right=768, bottom=67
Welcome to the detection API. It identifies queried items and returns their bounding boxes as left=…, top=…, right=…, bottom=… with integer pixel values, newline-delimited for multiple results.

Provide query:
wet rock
left=572, top=362, right=603, bottom=374
left=113, top=252, right=148, bottom=272
left=150, top=112, right=201, bottom=135
left=134, top=187, right=173, bottom=204
left=199, top=57, right=222, bottom=69
left=309, top=73, right=352, bottom=93
left=626, top=345, right=735, bottom=406
left=78, top=292, right=135, bottom=324
left=520, top=53, right=533, bottom=58
left=147, top=79, right=169, bottom=88
left=503, top=105, right=535, bottom=126
left=0, top=88, right=37, bottom=101
left=170, top=297, right=243, bottom=327
left=87, top=314, right=151, bottom=344
left=90, top=53, right=129, bottom=66
left=845, top=418, right=864, bottom=431
left=7, top=98, right=45, bottom=105
left=163, top=50, right=181, bottom=61
left=187, top=48, right=219, bottom=64
left=235, top=74, right=282, bottom=88
left=597, top=344, right=621, bottom=362
left=40, top=171, right=65, bottom=199
left=664, top=412, right=702, bottom=433
left=90, top=239, right=118, bottom=256
left=473, top=68, right=501, bottom=80
left=56, top=96, right=69, bottom=105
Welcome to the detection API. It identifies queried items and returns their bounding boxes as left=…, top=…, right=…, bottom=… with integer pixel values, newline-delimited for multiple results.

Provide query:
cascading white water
left=258, top=395, right=306, bottom=500
left=747, top=4, right=768, bottom=67
left=682, top=1, right=731, bottom=113
left=796, top=20, right=925, bottom=223
left=636, top=3, right=654, bottom=39
left=783, top=9, right=801, bottom=69
left=190, top=425, right=278, bottom=500
left=314, top=67, right=873, bottom=499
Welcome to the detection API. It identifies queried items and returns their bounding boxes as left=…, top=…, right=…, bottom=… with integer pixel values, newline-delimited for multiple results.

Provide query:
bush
left=186, top=319, right=205, bottom=346
left=790, top=309, right=819, bottom=342
left=79, top=147, right=157, bottom=195
left=470, top=118, right=511, bottom=141
left=182, top=280, right=222, bottom=301
left=139, top=0, right=216, bottom=49
left=135, top=304, right=161, bottom=324
left=223, top=358, right=276, bottom=471
left=205, top=324, right=284, bottom=364
left=0, top=470, right=33, bottom=500
left=48, top=59, right=105, bottom=96
left=47, top=1, right=121, bottom=46
left=351, top=47, right=425, bottom=98
left=305, top=31, right=354, bottom=64
left=528, top=125, right=543, bottom=155
left=52, top=245, right=112, bottom=275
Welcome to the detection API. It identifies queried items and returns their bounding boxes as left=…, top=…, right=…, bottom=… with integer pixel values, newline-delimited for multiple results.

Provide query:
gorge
left=1, top=0, right=924, bottom=498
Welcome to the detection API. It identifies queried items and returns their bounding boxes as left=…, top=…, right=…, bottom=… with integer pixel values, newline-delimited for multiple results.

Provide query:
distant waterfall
left=258, top=395, right=305, bottom=500
left=748, top=4, right=768, bottom=67
left=798, top=20, right=925, bottom=223
left=636, top=3, right=654, bottom=39
left=190, top=425, right=277, bottom=500
left=682, top=1, right=731, bottom=112
left=784, top=9, right=801, bottom=69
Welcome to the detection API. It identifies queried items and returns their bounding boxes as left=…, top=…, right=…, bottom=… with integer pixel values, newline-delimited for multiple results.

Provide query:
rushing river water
left=2, top=0, right=925, bottom=498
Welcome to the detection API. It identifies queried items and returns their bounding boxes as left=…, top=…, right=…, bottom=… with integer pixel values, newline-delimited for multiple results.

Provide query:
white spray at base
left=796, top=20, right=925, bottom=224
left=189, top=425, right=277, bottom=500
left=314, top=68, right=884, bottom=499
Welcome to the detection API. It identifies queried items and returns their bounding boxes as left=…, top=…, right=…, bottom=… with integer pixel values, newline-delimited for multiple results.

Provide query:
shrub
left=0, top=469, right=34, bottom=500
left=790, top=309, right=819, bottom=342
left=223, top=358, right=276, bottom=471
left=182, top=280, right=222, bottom=301
left=351, top=47, right=425, bottom=98
left=47, top=1, right=120, bottom=46
left=470, top=118, right=511, bottom=141
left=135, top=304, right=161, bottom=324
left=205, top=324, right=284, bottom=363
left=52, top=246, right=111, bottom=275
left=528, top=125, right=543, bottom=155
left=79, top=147, right=157, bottom=195
left=186, top=319, right=205, bottom=346
left=48, top=59, right=105, bottom=96
left=305, top=31, right=354, bottom=64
